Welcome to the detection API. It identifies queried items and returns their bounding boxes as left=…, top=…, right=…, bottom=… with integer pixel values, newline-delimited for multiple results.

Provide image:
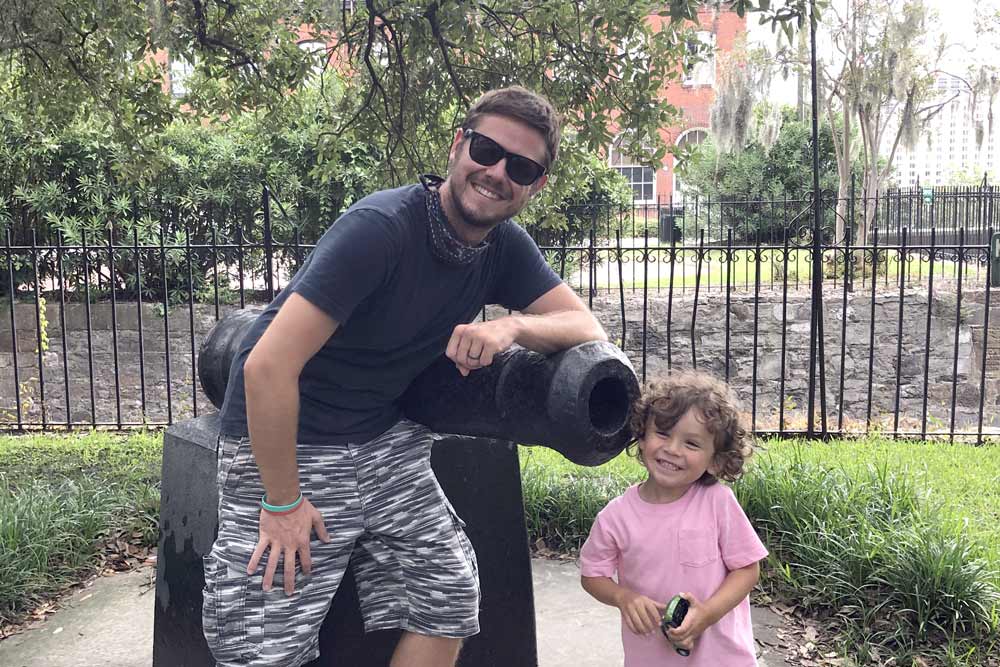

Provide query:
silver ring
left=469, top=353, right=482, bottom=360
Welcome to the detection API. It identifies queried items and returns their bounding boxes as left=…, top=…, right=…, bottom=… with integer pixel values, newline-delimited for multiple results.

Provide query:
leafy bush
left=0, top=86, right=381, bottom=302
left=1, top=96, right=633, bottom=302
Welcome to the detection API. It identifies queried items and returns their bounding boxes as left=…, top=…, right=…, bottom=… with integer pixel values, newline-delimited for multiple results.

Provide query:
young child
left=580, top=370, right=768, bottom=665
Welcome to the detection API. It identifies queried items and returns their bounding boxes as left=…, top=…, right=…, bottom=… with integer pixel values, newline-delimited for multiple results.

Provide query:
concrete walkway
left=0, top=559, right=793, bottom=666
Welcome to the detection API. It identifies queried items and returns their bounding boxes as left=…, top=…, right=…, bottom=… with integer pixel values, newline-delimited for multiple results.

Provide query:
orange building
left=609, top=7, right=746, bottom=204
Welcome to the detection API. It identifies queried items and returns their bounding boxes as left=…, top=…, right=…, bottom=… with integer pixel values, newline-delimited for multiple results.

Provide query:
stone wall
left=2, top=288, right=998, bottom=434
left=538, top=287, right=1000, bottom=434
left=0, top=302, right=241, bottom=426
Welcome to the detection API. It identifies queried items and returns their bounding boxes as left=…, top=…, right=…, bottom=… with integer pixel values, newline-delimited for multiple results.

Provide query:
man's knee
left=390, top=632, right=463, bottom=667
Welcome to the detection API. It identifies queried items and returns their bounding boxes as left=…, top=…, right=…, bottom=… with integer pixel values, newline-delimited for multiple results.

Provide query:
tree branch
left=425, top=3, right=468, bottom=106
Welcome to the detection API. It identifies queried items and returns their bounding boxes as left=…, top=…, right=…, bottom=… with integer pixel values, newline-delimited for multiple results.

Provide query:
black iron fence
left=2, top=184, right=998, bottom=441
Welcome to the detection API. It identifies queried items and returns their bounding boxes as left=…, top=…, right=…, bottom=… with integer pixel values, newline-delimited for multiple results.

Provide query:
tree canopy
left=1, top=0, right=808, bottom=183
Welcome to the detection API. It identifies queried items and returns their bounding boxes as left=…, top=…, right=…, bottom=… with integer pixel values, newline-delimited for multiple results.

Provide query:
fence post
left=806, top=1, right=827, bottom=438
left=262, top=183, right=275, bottom=301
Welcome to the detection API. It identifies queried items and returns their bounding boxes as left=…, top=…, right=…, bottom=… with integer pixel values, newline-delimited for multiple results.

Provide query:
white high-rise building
left=890, top=73, right=999, bottom=187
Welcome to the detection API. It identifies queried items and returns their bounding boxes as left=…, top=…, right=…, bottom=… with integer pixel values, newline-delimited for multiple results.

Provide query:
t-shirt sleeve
left=488, top=222, right=562, bottom=311
left=717, top=486, right=769, bottom=571
left=579, top=505, right=621, bottom=579
left=291, top=208, right=401, bottom=324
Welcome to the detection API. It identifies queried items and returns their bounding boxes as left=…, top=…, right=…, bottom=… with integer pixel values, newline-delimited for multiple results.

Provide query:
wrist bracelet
left=261, top=492, right=304, bottom=515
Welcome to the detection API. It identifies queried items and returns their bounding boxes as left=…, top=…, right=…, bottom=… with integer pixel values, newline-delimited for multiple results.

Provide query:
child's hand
left=664, top=592, right=711, bottom=651
left=616, top=590, right=667, bottom=636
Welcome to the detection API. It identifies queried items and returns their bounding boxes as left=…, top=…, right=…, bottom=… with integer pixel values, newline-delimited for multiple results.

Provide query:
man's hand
left=446, top=319, right=519, bottom=376
left=247, top=497, right=331, bottom=595
left=665, top=592, right=712, bottom=652
left=615, top=589, right=667, bottom=636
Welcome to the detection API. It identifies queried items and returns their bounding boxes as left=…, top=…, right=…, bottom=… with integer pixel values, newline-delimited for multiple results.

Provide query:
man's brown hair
left=628, top=370, right=753, bottom=484
left=460, top=86, right=562, bottom=168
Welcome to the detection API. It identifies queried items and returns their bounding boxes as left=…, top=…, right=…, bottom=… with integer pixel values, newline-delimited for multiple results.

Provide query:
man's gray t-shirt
left=218, top=184, right=562, bottom=445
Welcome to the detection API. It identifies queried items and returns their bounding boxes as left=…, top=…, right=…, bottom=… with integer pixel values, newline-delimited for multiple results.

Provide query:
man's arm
left=243, top=292, right=338, bottom=593
left=446, top=283, right=607, bottom=374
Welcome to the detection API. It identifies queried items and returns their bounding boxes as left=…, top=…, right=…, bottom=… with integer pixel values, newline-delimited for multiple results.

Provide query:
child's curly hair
left=628, top=370, right=753, bottom=484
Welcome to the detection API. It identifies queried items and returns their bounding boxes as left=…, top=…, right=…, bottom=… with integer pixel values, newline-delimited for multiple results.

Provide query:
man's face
left=440, top=113, right=549, bottom=235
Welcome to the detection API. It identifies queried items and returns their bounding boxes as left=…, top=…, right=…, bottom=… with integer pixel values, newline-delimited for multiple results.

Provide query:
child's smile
left=638, top=408, right=717, bottom=503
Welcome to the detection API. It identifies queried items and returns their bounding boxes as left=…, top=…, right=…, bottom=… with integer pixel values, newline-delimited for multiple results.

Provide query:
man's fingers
left=445, top=325, right=465, bottom=360
left=262, top=548, right=279, bottom=592
left=313, top=512, right=330, bottom=543
left=283, top=546, right=296, bottom=595
left=299, top=544, right=313, bottom=577
left=247, top=541, right=266, bottom=575
left=466, top=341, right=485, bottom=364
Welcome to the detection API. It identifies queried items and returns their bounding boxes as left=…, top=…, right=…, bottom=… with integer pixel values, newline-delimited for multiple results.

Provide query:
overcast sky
left=747, top=0, right=999, bottom=105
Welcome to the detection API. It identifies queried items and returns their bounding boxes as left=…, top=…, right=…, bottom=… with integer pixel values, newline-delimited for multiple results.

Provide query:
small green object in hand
left=660, top=595, right=691, bottom=657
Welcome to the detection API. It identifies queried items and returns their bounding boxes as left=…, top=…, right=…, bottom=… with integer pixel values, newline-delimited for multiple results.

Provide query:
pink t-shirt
left=580, top=482, right=768, bottom=667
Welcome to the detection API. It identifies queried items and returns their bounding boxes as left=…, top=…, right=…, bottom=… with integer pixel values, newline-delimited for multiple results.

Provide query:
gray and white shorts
left=201, top=419, right=480, bottom=667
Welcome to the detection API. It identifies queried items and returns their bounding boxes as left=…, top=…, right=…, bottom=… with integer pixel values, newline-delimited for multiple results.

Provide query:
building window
left=169, top=57, right=194, bottom=99
left=672, top=128, right=709, bottom=201
left=298, top=40, right=328, bottom=79
left=683, top=31, right=716, bottom=86
left=610, top=134, right=656, bottom=203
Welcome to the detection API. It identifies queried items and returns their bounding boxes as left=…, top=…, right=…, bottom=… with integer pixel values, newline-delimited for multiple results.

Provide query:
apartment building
left=891, top=73, right=999, bottom=187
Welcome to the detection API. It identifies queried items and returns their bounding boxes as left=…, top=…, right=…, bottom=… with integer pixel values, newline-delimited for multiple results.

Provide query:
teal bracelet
left=261, top=493, right=304, bottom=514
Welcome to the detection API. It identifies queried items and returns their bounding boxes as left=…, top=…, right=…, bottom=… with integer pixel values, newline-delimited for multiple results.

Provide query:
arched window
left=673, top=128, right=709, bottom=201
left=609, top=134, right=656, bottom=203
left=297, top=40, right=329, bottom=80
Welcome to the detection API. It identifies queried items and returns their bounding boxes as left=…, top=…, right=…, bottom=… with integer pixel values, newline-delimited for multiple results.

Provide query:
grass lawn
left=576, top=248, right=979, bottom=290
left=1, top=430, right=997, bottom=664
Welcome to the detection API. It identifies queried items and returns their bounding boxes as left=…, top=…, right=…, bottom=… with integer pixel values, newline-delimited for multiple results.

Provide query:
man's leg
left=203, top=436, right=364, bottom=666
left=349, top=420, right=480, bottom=662
left=389, top=632, right=462, bottom=667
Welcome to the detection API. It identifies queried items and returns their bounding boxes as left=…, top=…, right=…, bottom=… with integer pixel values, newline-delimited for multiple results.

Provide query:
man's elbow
left=244, top=348, right=296, bottom=390
left=586, top=318, right=609, bottom=343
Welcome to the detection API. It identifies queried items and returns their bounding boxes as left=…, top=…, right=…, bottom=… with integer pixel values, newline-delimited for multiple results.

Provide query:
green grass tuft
left=0, top=431, right=162, bottom=625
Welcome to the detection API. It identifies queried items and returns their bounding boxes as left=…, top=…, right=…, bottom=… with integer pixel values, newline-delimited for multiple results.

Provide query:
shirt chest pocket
left=678, top=529, right=720, bottom=567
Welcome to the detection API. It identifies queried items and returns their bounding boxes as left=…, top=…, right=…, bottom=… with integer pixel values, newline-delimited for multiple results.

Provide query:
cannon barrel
left=198, top=310, right=639, bottom=466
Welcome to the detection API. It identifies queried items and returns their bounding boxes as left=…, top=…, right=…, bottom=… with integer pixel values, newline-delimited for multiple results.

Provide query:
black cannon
left=155, top=309, right=639, bottom=666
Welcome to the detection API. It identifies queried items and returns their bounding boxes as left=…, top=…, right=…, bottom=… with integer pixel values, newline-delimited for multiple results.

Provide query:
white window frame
left=683, top=31, right=716, bottom=87
left=169, top=56, right=195, bottom=99
left=297, top=40, right=329, bottom=80
left=609, top=133, right=657, bottom=204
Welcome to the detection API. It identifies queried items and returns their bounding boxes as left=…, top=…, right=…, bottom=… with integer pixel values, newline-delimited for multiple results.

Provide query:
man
left=204, top=86, right=607, bottom=667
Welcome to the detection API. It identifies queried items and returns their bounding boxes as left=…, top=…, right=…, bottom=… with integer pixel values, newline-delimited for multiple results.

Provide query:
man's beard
left=452, top=194, right=504, bottom=228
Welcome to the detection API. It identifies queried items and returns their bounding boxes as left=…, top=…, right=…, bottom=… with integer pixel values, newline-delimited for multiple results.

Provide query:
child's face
left=637, top=408, right=717, bottom=502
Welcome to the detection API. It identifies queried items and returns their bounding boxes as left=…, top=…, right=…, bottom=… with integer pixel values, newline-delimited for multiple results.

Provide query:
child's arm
left=664, top=561, right=760, bottom=651
left=581, top=575, right=666, bottom=636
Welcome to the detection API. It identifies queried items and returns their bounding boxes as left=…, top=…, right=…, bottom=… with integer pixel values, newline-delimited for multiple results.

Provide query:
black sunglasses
left=462, top=128, right=547, bottom=186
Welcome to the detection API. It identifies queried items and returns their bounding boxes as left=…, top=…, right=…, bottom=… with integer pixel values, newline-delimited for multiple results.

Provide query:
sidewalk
left=0, top=559, right=793, bottom=666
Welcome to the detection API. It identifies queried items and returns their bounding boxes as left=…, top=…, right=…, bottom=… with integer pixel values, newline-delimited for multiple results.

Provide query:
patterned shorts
left=201, top=419, right=480, bottom=667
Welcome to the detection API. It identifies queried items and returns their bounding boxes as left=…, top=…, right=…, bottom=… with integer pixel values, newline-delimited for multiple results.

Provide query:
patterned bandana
left=420, top=174, right=492, bottom=267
